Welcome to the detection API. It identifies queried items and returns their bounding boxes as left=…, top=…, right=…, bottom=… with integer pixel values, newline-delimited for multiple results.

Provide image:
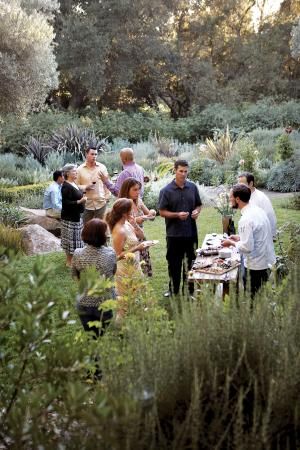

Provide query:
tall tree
left=0, top=0, right=59, bottom=115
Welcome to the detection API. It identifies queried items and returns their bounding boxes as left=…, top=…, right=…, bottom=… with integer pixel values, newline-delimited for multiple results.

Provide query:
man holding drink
left=77, top=147, right=111, bottom=223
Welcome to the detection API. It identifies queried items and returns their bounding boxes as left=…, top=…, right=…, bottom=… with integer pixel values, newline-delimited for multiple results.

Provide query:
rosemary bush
left=1, top=244, right=299, bottom=449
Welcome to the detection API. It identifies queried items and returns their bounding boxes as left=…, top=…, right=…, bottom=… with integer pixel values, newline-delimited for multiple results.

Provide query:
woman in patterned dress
left=72, top=219, right=116, bottom=337
left=119, top=178, right=156, bottom=277
left=61, top=164, right=87, bottom=267
left=105, top=198, right=151, bottom=296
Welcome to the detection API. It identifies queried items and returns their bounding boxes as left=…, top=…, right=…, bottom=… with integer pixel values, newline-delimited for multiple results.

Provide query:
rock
left=20, top=207, right=61, bottom=237
left=19, top=224, right=62, bottom=256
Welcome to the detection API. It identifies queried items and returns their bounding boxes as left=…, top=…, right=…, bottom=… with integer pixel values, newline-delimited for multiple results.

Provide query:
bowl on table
left=218, top=248, right=232, bottom=259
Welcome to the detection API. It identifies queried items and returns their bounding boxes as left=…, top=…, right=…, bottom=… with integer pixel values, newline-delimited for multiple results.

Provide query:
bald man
left=99, top=147, right=145, bottom=197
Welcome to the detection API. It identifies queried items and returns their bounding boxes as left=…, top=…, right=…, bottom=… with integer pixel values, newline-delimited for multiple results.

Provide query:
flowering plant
left=213, top=191, right=235, bottom=216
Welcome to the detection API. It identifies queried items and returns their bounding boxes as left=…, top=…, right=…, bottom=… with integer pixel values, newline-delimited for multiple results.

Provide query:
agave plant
left=23, top=137, right=51, bottom=165
left=205, top=125, right=235, bottom=164
left=49, top=125, right=108, bottom=161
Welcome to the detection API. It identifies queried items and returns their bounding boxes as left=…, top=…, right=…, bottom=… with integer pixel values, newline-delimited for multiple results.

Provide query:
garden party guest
left=72, top=219, right=117, bottom=337
left=77, top=146, right=111, bottom=224
left=119, top=177, right=156, bottom=277
left=105, top=198, right=149, bottom=296
left=158, top=159, right=202, bottom=297
left=99, top=147, right=145, bottom=198
left=61, top=164, right=87, bottom=267
left=238, top=172, right=277, bottom=239
left=221, top=184, right=276, bottom=300
left=43, top=170, right=64, bottom=219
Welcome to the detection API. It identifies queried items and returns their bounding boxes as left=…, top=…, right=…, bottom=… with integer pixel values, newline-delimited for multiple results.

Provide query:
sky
left=252, top=0, right=284, bottom=28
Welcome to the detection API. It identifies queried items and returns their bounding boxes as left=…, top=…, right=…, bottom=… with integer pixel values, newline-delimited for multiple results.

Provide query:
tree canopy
left=0, top=0, right=59, bottom=115
left=1, top=0, right=299, bottom=117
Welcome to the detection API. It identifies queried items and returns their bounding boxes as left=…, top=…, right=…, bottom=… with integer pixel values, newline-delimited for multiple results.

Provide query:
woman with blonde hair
left=106, top=198, right=151, bottom=296
left=119, top=177, right=156, bottom=276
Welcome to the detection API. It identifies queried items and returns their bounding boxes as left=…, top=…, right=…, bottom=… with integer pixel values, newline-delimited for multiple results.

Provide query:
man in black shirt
left=158, top=160, right=202, bottom=296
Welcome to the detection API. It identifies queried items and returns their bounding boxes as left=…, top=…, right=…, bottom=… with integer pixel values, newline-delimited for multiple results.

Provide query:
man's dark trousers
left=243, top=268, right=270, bottom=299
left=166, top=237, right=198, bottom=295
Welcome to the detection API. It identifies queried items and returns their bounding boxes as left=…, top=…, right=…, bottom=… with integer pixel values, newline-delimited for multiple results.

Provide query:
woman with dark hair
left=61, top=164, right=87, bottom=267
left=72, top=218, right=117, bottom=336
left=106, top=198, right=150, bottom=296
left=119, top=177, right=156, bottom=276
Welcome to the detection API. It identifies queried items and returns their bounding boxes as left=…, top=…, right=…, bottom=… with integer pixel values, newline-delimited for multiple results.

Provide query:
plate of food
left=142, top=240, right=159, bottom=247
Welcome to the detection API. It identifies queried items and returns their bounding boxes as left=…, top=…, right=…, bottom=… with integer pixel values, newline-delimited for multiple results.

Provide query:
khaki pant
left=83, top=204, right=107, bottom=224
left=46, top=208, right=61, bottom=219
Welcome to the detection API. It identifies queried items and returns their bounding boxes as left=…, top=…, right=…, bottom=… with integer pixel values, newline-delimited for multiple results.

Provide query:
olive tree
left=291, top=18, right=300, bottom=59
left=0, top=0, right=59, bottom=115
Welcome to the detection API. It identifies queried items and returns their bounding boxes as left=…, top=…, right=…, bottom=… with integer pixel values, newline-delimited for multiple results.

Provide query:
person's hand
left=85, top=183, right=96, bottom=191
left=221, top=239, right=235, bottom=247
left=135, top=216, right=144, bottom=225
left=228, top=235, right=240, bottom=242
left=128, top=215, right=138, bottom=227
left=178, top=211, right=189, bottom=220
left=149, top=209, right=156, bottom=217
left=191, top=208, right=200, bottom=220
left=98, top=171, right=109, bottom=183
left=78, top=195, right=87, bottom=204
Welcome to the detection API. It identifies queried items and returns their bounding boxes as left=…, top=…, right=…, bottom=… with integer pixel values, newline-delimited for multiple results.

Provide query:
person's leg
left=182, top=238, right=198, bottom=294
left=250, top=269, right=269, bottom=299
left=166, top=237, right=184, bottom=295
left=93, top=204, right=107, bottom=220
left=82, top=209, right=95, bottom=224
left=66, top=253, right=73, bottom=267
left=77, top=305, right=113, bottom=338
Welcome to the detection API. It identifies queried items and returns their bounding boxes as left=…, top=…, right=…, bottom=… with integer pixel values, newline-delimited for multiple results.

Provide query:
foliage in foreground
left=0, top=247, right=300, bottom=449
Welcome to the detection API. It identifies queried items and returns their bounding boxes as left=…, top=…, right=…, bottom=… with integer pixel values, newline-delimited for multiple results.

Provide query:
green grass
left=13, top=200, right=299, bottom=309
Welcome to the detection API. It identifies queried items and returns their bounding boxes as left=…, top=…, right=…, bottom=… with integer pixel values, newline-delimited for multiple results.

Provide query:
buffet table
left=188, top=233, right=241, bottom=299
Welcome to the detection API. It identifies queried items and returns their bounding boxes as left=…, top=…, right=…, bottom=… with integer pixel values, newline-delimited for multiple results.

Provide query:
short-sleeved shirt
left=77, top=162, right=110, bottom=210
left=158, top=180, right=202, bottom=238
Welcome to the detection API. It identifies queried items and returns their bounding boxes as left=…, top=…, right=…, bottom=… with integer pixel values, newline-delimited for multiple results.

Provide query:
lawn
left=14, top=200, right=300, bottom=306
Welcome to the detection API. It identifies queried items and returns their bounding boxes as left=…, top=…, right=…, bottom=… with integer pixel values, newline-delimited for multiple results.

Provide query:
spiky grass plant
left=205, top=125, right=235, bottom=163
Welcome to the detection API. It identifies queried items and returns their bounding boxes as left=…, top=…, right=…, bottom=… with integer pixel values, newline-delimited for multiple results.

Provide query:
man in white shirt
left=43, top=170, right=64, bottom=218
left=222, top=184, right=276, bottom=299
left=77, top=147, right=111, bottom=223
left=238, top=172, right=277, bottom=239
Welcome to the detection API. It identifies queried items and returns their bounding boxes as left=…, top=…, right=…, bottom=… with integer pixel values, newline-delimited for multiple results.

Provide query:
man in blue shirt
left=43, top=170, right=64, bottom=218
left=158, top=160, right=202, bottom=296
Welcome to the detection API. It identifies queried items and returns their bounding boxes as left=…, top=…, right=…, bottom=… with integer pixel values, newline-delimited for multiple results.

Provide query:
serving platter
left=192, top=258, right=240, bottom=275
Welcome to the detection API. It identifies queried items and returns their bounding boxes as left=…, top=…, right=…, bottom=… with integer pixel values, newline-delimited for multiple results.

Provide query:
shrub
left=0, top=110, right=81, bottom=154
left=0, top=177, right=18, bottom=188
left=49, top=124, right=108, bottom=161
left=205, top=126, right=235, bottom=164
left=235, top=136, right=259, bottom=174
left=0, top=225, right=23, bottom=252
left=189, top=158, right=224, bottom=186
left=23, top=136, right=52, bottom=165
left=0, top=183, right=48, bottom=204
left=284, top=193, right=300, bottom=210
left=2, top=245, right=300, bottom=448
left=44, top=150, right=66, bottom=172
left=267, top=156, right=300, bottom=192
left=0, top=202, right=26, bottom=227
left=275, top=134, right=294, bottom=161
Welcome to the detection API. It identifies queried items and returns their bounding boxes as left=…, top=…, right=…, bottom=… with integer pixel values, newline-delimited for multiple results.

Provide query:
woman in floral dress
left=119, top=178, right=156, bottom=277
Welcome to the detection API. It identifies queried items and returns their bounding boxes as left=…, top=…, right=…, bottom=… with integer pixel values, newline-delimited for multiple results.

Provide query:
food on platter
left=197, top=246, right=221, bottom=256
left=192, top=256, right=240, bottom=275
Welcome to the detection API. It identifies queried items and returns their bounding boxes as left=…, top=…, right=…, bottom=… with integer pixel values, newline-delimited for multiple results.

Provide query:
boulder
left=20, top=207, right=61, bottom=237
left=19, top=224, right=62, bottom=256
